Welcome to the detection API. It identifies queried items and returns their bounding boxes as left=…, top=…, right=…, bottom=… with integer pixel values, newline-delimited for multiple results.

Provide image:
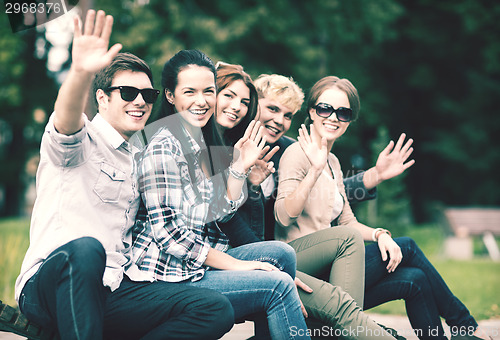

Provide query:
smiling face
left=216, top=79, right=250, bottom=130
left=97, top=70, right=153, bottom=140
left=166, top=65, right=216, bottom=135
left=257, top=96, right=295, bottom=144
left=309, top=87, right=351, bottom=143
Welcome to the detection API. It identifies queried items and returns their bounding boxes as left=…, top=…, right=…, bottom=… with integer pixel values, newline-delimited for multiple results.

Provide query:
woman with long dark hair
left=127, top=50, right=309, bottom=339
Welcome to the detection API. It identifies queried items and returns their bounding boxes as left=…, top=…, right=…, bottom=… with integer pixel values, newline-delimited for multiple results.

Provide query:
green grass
left=1, top=219, right=499, bottom=321
left=367, top=258, right=500, bottom=320
left=0, top=218, right=30, bottom=307
left=368, top=225, right=500, bottom=320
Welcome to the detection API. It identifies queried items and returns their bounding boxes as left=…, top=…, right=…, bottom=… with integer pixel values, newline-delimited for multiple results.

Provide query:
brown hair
left=92, top=52, right=153, bottom=108
left=215, top=62, right=259, bottom=145
left=305, top=76, right=360, bottom=126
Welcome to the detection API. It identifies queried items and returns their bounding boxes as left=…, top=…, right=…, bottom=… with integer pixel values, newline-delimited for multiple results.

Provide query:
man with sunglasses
left=15, top=10, right=233, bottom=340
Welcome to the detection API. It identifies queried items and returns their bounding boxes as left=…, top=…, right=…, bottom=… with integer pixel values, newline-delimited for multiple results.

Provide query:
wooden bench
left=0, top=300, right=59, bottom=340
left=443, top=207, right=500, bottom=261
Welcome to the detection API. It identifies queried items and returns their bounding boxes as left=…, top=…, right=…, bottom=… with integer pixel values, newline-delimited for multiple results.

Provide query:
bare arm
left=204, top=248, right=278, bottom=272
left=53, top=10, right=122, bottom=135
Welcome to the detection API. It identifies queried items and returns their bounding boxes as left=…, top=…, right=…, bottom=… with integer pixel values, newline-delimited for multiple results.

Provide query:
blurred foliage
left=87, top=0, right=500, bottom=222
left=354, top=126, right=413, bottom=229
left=0, top=0, right=499, bottom=221
left=0, top=10, right=57, bottom=217
left=0, top=218, right=30, bottom=306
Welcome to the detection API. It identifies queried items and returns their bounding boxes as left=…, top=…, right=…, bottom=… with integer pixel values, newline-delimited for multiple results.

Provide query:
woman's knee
left=266, top=271, right=296, bottom=294
left=395, top=236, right=420, bottom=258
left=272, top=240, right=296, bottom=259
left=338, top=226, right=365, bottom=257
left=257, top=241, right=297, bottom=277
left=319, top=226, right=364, bottom=246
left=341, top=226, right=363, bottom=243
left=395, top=236, right=416, bottom=249
left=400, top=268, right=431, bottom=299
left=271, top=241, right=297, bottom=269
left=313, top=226, right=363, bottom=245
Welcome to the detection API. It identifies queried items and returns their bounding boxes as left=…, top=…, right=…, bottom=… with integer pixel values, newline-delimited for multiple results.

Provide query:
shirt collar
left=181, top=124, right=204, bottom=156
left=92, top=114, right=127, bottom=150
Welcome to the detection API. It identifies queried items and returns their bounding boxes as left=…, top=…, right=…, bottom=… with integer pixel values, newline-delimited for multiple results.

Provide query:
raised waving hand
left=375, top=133, right=415, bottom=182
left=297, top=124, right=328, bottom=173
left=247, top=144, right=280, bottom=187
left=72, top=10, right=122, bottom=74
left=54, top=10, right=122, bottom=135
left=232, top=121, right=268, bottom=173
left=361, top=133, right=415, bottom=190
left=226, top=121, right=268, bottom=201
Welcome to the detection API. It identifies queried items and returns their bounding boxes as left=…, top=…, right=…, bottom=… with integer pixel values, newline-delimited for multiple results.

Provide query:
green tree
left=354, top=126, right=412, bottom=230
left=3, top=0, right=498, bottom=221
left=361, top=0, right=500, bottom=221
left=0, top=12, right=58, bottom=216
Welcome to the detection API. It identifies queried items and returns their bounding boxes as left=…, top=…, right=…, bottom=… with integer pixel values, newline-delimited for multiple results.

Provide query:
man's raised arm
left=53, top=9, right=122, bottom=135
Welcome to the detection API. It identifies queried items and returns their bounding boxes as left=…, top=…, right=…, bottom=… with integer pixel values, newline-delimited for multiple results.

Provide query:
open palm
left=247, top=145, right=279, bottom=186
left=233, top=121, right=267, bottom=172
left=375, top=133, right=415, bottom=181
left=71, top=10, right=122, bottom=74
left=297, top=124, right=327, bottom=172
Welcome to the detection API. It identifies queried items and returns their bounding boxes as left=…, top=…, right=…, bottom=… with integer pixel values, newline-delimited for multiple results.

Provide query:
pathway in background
left=220, top=315, right=500, bottom=340
left=2, top=315, right=500, bottom=339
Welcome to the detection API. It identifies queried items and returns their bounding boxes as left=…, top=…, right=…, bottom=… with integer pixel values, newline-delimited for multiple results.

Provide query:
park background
left=1, top=0, right=499, bottom=326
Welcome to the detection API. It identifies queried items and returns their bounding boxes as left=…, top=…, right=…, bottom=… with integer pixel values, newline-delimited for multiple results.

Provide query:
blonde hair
left=254, top=74, right=304, bottom=114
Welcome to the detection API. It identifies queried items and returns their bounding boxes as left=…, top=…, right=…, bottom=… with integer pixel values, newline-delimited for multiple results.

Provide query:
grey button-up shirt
left=15, top=113, right=140, bottom=302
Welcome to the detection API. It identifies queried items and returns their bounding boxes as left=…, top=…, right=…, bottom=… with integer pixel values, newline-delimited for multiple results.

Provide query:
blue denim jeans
left=182, top=241, right=310, bottom=340
left=365, top=237, right=478, bottom=340
left=19, top=237, right=234, bottom=340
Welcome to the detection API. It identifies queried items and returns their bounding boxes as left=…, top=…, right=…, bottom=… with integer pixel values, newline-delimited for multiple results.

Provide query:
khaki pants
left=289, top=227, right=396, bottom=340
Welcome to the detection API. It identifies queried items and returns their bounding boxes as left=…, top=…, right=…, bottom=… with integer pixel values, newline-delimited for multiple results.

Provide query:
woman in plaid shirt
left=128, top=50, right=309, bottom=339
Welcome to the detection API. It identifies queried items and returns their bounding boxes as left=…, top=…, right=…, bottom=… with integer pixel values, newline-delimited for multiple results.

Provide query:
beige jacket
left=274, top=142, right=364, bottom=243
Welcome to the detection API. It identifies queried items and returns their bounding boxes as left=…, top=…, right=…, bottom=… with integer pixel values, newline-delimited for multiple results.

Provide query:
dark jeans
left=19, top=237, right=234, bottom=340
left=364, top=237, right=478, bottom=340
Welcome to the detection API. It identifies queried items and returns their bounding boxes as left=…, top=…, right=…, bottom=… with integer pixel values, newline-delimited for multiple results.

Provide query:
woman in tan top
left=274, top=76, right=491, bottom=340
left=274, top=76, right=403, bottom=310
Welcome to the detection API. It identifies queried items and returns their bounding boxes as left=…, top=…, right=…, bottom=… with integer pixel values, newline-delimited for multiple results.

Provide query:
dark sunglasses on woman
left=314, top=102, right=353, bottom=122
left=106, top=86, right=160, bottom=104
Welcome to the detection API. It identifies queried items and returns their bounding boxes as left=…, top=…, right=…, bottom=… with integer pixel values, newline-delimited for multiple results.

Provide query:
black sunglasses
left=106, top=86, right=160, bottom=104
left=314, top=103, right=353, bottom=122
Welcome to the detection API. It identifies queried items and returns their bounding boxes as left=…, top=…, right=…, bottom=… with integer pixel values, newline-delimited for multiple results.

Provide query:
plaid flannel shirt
left=130, top=126, right=243, bottom=282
